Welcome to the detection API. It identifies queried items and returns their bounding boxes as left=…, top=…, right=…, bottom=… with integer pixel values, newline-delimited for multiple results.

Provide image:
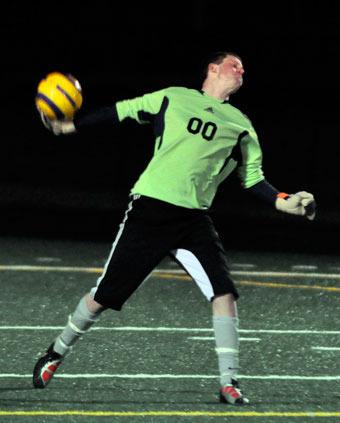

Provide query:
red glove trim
left=277, top=192, right=289, bottom=199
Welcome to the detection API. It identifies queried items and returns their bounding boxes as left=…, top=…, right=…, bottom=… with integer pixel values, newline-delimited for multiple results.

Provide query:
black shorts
left=91, top=195, right=239, bottom=310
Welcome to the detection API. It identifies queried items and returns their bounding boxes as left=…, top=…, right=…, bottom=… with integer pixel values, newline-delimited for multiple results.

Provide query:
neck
left=201, top=79, right=234, bottom=101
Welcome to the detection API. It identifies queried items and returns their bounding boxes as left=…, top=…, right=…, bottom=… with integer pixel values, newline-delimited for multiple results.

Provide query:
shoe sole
left=219, top=392, right=249, bottom=405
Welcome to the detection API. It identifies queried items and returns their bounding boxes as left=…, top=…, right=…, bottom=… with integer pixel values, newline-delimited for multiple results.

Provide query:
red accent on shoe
left=41, top=362, right=62, bottom=383
left=48, top=364, right=58, bottom=372
left=222, top=385, right=240, bottom=399
left=42, top=371, right=51, bottom=382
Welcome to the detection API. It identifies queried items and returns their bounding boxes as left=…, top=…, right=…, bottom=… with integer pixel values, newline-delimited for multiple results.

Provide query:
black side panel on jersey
left=136, top=97, right=169, bottom=127
left=232, top=130, right=248, bottom=163
left=218, top=130, right=248, bottom=175
left=153, top=97, right=169, bottom=149
left=137, top=97, right=169, bottom=150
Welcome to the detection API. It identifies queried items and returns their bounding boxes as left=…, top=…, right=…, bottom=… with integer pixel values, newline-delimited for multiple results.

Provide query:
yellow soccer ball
left=35, top=72, right=83, bottom=120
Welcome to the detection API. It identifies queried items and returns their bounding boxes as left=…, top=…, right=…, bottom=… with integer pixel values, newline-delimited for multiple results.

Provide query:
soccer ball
left=35, top=72, right=83, bottom=120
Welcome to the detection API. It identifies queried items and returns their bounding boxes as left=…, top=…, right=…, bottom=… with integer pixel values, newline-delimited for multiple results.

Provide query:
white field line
left=1, top=264, right=340, bottom=279
left=1, top=373, right=340, bottom=381
left=0, top=326, right=340, bottom=334
left=188, top=337, right=261, bottom=341
left=312, top=347, right=340, bottom=351
left=291, top=265, right=318, bottom=270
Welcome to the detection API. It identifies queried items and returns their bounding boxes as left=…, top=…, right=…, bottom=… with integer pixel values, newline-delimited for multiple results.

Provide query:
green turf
left=0, top=236, right=340, bottom=422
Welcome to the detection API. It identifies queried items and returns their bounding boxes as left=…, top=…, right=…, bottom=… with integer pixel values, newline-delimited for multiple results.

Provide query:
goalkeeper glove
left=39, top=111, right=76, bottom=135
left=275, top=191, right=316, bottom=220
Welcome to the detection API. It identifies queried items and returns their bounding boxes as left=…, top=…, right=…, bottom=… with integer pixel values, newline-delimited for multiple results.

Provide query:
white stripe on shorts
left=90, top=196, right=138, bottom=298
left=171, top=248, right=214, bottom=301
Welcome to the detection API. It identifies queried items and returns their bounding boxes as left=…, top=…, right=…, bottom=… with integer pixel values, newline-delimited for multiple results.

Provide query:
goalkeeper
left=33, top=51, right=316, bottom=405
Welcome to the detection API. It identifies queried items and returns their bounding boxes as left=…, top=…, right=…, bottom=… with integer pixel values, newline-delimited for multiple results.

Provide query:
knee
left=212, top=293, right=237, bottom=317
left=85, top=293, right=105, bottom=315
left=212, top=293, right=236, bottom=305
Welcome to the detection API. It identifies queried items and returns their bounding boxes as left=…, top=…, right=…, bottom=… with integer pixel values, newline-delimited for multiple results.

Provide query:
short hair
left=202, top=51, right=242, bottom=79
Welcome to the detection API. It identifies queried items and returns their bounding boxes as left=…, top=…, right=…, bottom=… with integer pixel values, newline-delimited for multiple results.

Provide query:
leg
left=212, top=294, right=249, bottom=405
left=212, top=294, right=239, bottom=384
left=33, top=293, right=105, bottom=388
left=85, top=293, right=104, bottom=313
left=171, top=214, right=248, bottom=404
left=212, top=292, right=237, bottom=317
left=53, top=293, right=105, bottom=356
left=33, top=195, right=179, bottom=389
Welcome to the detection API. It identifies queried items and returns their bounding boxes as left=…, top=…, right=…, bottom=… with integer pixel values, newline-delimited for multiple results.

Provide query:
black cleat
left=33, top=343, right=63, bottom=389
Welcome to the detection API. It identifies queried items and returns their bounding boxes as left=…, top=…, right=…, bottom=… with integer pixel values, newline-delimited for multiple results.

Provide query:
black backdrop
left=1, top=1, right=339, bottom=252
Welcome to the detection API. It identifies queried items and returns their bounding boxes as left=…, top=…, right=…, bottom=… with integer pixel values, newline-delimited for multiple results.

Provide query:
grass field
left=0, top=236, right=339, bottom=422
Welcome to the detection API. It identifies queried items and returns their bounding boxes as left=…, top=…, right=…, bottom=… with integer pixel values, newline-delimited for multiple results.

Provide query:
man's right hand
left=39, top=111, right=76, bottom=135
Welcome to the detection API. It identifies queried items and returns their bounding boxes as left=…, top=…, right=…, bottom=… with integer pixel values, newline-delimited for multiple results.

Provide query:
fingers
left=296, top=191, right=314, bottom=202
left=38, top=110, right=54, bottom=132
left=305, top=209, right=316, bottom=221
left=304, top=200, right=316, bottom=221
left=295, top=192, right=316, bottom=220
left=301, top=198, right=313, bottom=207
left=37, top=111, right=62, bottom=135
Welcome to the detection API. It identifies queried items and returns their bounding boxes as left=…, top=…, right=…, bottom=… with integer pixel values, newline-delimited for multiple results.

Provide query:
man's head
left=202, top=51, right=244, bottom=98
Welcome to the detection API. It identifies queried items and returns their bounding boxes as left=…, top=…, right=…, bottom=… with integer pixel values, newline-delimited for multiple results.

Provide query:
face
left=211, top=55, right=245, bottom=93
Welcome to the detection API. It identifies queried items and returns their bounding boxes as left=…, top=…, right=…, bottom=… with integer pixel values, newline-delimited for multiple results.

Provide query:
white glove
left=275, top=191, right=316, bottom=221
left=39, top=111, right=76, bottom=135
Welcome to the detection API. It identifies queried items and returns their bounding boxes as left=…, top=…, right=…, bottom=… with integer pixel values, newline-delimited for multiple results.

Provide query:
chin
left=231, top=84, right=242, bottom=95
left=235, top=80, right=243, bottom=90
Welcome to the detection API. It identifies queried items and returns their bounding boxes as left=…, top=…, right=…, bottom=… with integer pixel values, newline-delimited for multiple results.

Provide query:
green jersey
left=116, top=87, right=264, bottom=209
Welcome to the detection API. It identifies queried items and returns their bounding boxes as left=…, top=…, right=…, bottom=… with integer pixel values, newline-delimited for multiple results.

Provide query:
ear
left=208, top=63, right=218, bottom=74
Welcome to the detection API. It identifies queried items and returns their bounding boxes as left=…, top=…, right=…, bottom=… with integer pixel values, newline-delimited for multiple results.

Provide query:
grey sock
left=53, top=296, right=103, bottom=356
left=213, top=315, right=239, bottom=387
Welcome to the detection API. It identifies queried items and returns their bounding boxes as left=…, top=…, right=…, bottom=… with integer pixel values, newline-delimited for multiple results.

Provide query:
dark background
left=1, top=1, right=339, bottom=252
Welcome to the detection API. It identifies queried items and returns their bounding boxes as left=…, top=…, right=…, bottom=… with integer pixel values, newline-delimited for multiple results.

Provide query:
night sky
left=1, top=1, right=339, bottom=246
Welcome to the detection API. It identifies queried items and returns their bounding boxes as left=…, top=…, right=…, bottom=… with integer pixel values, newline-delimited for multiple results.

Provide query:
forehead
left=222, top=55, right=243, bottom=66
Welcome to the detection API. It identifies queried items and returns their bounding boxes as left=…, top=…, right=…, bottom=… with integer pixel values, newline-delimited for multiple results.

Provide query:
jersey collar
left=199, top=89, right=229, bottom=104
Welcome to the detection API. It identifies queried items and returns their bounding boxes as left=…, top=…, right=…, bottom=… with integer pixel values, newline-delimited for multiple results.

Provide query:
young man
left=33, top=52, right=316, bottom=405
